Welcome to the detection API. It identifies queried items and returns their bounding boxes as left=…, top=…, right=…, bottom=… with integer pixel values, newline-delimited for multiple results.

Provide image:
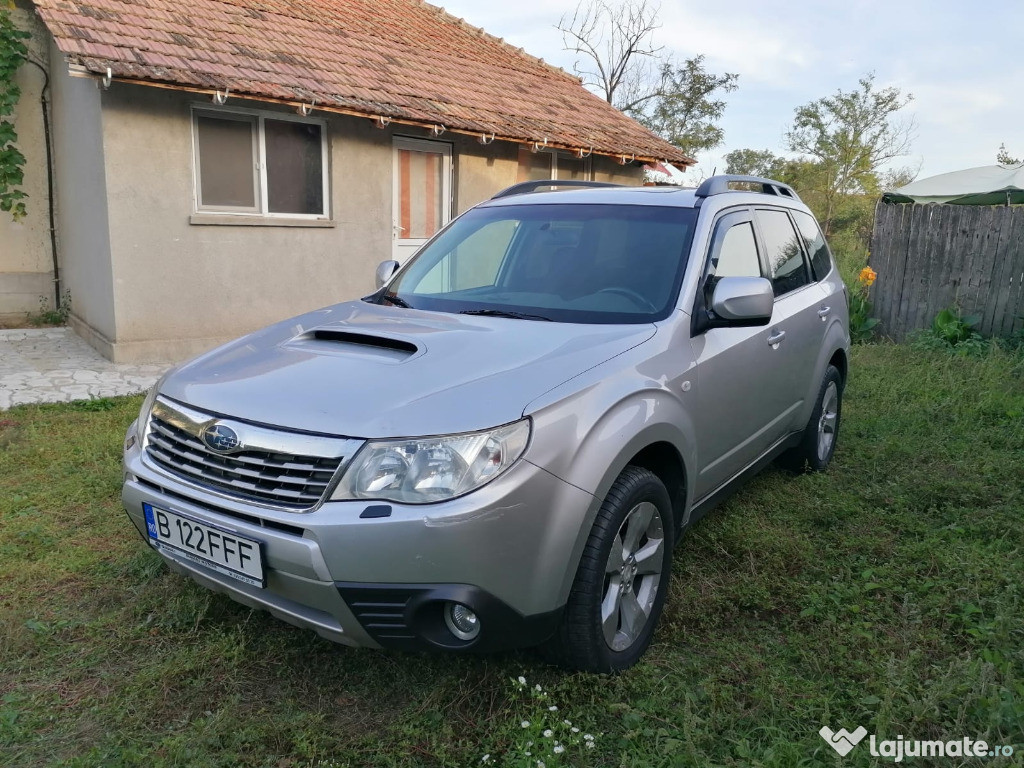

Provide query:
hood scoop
left=287, top=329, right=420, bottom=362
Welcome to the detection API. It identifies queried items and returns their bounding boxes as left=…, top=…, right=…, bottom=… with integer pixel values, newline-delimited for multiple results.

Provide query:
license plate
left=143, top=503, right=265, bottom=587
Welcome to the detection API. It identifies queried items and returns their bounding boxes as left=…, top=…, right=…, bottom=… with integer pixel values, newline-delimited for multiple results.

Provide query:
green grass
left=1, top=345, right=1023, bottom=767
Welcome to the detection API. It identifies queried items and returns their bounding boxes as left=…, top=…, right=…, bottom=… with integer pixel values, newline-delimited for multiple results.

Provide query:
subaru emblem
left=202, top=423, right=240, bottom=454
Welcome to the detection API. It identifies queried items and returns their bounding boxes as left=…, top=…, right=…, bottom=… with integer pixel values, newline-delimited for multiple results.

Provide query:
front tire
left=544, top=466, right=673, bottom=672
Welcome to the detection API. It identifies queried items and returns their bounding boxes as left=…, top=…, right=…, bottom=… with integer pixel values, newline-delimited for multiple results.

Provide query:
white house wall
left=48, top=36, right=117, bottom=344
left=42, top=73, right=645, bottom=362
left=0, top=1, right=53, bottom=320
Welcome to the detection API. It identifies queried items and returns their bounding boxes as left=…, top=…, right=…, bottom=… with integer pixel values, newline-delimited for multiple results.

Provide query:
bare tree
left=557, top=0, right=739, bottom=160
left=557, top=0, right=662, bottom=112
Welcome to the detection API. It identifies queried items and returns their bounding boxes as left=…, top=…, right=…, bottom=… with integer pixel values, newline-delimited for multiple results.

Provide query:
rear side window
left=758, top=209, right=810, bottom=296
left=792, top=210, right=833, bottom=280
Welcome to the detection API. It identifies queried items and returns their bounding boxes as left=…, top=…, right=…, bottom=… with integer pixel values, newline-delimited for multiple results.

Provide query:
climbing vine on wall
left=1, top=1, right=30, bottom=221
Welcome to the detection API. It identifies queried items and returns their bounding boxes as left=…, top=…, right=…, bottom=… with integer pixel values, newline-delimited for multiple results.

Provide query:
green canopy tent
left=883, top=164, right=1024, bottom=205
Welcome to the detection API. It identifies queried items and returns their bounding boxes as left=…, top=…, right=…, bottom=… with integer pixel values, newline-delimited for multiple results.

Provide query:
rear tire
left=543, top=466, right=672, bottom=672
left=780, top=364, right=843, bottom=472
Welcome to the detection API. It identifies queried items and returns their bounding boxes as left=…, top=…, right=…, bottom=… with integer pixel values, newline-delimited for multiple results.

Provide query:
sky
left=434, top=0, right=1024, bottom=184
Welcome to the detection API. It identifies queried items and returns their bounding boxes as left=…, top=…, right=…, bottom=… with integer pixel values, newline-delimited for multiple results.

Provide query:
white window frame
left=191, top=104, right=330, bottom=219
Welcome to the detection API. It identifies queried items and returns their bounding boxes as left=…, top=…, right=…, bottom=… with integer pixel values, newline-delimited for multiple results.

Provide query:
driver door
left=688, top=210, right=799, bottom=498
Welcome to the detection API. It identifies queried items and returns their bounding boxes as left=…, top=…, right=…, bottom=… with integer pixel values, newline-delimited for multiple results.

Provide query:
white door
left=392, top=137, right=452, bottom=262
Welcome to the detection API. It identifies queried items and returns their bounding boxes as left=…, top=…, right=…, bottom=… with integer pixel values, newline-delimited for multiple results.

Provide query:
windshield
left=377, top=203, right=698, bottom=323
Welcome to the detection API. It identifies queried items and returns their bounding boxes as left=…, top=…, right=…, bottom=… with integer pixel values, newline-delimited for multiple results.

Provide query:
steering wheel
left=594, top=287, right=658, bottom=312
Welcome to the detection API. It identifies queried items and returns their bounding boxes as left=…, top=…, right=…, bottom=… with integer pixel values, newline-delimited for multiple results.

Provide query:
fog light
left=444, top=602, right=480, bottom=641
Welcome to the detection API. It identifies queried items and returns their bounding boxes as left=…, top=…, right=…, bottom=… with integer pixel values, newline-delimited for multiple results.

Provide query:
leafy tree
left=997, top=143, right=1021, bottom=166
left=557, top=0, right=738, bottom=160
left=0, top=2, right=30, bottom=221
left=633, top=55, right=737, bottom=159
left=785, top=73, right=914, bottom=234
left=723, top=148, right=786, bottom=178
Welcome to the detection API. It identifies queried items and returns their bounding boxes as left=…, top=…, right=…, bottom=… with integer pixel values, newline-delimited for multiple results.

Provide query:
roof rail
left=490, top=180, right=622, bottom=199
left=694, top=175, right=801, bottom=201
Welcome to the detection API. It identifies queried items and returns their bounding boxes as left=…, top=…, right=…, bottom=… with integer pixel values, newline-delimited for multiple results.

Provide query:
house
left=2, top=0, right=692, bottom=362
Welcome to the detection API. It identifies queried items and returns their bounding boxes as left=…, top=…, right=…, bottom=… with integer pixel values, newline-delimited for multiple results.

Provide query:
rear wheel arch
left=828, top=347, right=848, bottom=390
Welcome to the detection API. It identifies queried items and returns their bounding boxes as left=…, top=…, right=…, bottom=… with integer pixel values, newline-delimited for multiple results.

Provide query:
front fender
left=523, top=370, right=697, bottom=606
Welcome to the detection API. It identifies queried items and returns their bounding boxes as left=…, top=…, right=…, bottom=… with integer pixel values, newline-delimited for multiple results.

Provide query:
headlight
left=135, top=368, right=175, bottom=445
left=331, top=419, right=530, bottom=504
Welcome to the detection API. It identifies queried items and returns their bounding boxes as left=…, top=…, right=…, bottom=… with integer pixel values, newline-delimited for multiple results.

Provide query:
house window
left=516, top=147, right=591, bottom=182
left=193, top=108, right=328, bottom=217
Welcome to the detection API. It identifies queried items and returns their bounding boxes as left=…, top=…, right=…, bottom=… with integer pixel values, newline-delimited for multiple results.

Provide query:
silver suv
left=122, top=175, right=849, bottom=672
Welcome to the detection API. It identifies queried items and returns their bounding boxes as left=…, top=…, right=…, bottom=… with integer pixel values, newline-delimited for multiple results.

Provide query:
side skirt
left=683, top=431, right=803, bottom=532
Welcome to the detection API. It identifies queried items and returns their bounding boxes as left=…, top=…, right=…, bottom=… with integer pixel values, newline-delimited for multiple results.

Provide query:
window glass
left=415, top=220, right=518, bottom=293
left=758, top=209, right=810, bottom=296
left=703, top=221, right=760, bottom=306
left=792, top=210, right=832, bottom=280
left=517, top=147, right=553, bottom=181
left=557, top=153, right=590, bottom=181
left=265, top=119, right=324, bottom=215
left=385, top=204, right=697, bottom=324
left=196, top=114, right=256, bottom=209
left=397, top=148, right=444, bottom=239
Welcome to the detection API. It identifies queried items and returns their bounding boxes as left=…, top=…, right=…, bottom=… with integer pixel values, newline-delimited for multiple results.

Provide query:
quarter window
left=792, top=210, right=833, bottom=280
left=193, top=109, right=328, bottom=217
left=758, top=209, right=810, bottom=296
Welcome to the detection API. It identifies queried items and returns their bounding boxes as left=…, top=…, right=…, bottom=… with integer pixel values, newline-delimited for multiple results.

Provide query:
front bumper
left=122, top=431, right=596, bottom=651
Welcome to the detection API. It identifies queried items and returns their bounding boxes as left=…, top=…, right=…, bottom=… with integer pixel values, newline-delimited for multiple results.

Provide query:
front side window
left=381, top=204, right=697, bottom=324
left=193, top=109, right=328, bottom=217
left=703, top=220, right=761, bottom=306
left=758, top=209, right=810, bottom=296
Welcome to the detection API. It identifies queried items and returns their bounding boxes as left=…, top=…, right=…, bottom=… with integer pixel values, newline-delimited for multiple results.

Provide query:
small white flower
left=548, top=705, right=558, bottom=711
left=518, top=676, right=526, bottom=685
left=586, top=741, right=595, bottom=749
left=554, top=745, right=565, bottom=754
left=526, top=741, right=533, bottom=747
left=562, top=719, right=571, bottom=727
left=481, top=755, right=491, bottom=764
left=571, top=726, right=580, bottom=733
left=543, top=729, right=553, bottom=738
left=524, top=751, right=531, bottom=757
left=583, top=733, right=594, bottom=741
left=537, top=762, right=546, bottom=768
left=535, top=684, right=542, bottom=691
left=521, top=720, right=530, bottom=728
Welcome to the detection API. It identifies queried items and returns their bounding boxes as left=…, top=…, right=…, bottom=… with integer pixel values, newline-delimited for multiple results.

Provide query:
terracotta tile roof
left=32, top=0, right=693, bottom=164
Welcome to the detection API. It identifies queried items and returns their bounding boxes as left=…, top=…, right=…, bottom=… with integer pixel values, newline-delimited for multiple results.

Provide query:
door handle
left=767, top=330, right=786, bottom=346
left=818, top=306, right=831, bottom=320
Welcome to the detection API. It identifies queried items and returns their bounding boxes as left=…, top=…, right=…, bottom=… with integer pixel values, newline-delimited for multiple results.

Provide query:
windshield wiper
left=381, top=293, right=412, bottom=308
left=459, top=309, right=552, bottom=321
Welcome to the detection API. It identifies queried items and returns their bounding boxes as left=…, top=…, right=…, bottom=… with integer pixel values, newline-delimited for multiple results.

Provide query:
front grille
left=145, top=398, right=358, bottom=510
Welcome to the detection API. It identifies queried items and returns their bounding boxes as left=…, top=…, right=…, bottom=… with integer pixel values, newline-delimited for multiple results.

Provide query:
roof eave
left=68, top=64, right=694, bottom=166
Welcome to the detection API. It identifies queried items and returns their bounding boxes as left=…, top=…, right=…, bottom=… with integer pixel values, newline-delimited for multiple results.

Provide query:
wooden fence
left=868, top=203, right=1024, bottom=340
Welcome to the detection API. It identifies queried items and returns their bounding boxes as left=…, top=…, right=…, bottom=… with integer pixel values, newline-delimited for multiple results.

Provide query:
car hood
left=161, top=301, right=656, bottom=438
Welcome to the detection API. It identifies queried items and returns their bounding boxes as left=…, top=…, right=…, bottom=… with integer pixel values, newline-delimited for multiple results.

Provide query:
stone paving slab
left=0, top=328, right=172, bottom=410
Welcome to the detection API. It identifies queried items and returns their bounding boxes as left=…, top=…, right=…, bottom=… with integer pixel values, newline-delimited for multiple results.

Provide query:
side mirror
left=710, top=276, right=774, bottom=326
left=375, top=260, right=400, bottom=290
